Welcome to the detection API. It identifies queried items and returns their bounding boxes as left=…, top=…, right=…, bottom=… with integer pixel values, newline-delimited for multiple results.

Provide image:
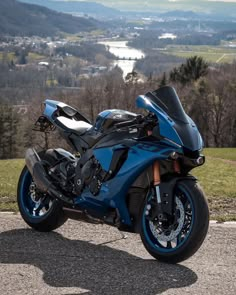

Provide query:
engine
left=46, top=149, right=76, bottom=194
left=74, top=157, right=107, bottom=196
left=45, top=149, right=107, bottom=197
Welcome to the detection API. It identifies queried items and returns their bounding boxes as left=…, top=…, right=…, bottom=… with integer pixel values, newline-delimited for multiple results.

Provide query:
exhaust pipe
left=25, top=148, right=40, bottom=176
left=25, top=148, right=73, bottom=204
left=25, top=148, right=52, bottom=193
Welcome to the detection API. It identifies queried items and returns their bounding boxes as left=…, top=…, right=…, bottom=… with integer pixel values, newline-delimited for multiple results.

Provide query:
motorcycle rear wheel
left=17, top=151, right=67, bottom=232
left=140, top=179, right=209, bottom=263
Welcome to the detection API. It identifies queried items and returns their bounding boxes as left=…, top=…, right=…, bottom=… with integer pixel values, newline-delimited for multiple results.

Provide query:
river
left=99, top=40, right=145, bottom=78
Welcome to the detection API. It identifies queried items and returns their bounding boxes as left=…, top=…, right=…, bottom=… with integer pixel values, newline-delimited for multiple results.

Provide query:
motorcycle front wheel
left=140, top=179, right=209, bottom=263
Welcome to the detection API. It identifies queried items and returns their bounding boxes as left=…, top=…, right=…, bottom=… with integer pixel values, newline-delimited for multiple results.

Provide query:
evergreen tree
left=159, top=72, right=167, bottom=87
left=169, top=56, right=208, bottom=85
left=0, top=105, right=19, bottom=159
left=125, top=70, right=139, bottom=84
left=17, top=50, right=28, bottom=65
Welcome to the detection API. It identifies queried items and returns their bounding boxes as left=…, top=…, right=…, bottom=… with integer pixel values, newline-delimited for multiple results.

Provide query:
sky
left=58, top=0, right=236, bottom=5
left=54, top=0, right=236, bottom=2
left=22, top=0, right=236, bottom=15
left=91, top=0, right=236, bottom=14
left=208, top=0, right=236, bottom=2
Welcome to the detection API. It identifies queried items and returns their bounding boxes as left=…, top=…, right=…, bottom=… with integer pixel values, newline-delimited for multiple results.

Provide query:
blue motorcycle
left=17, top=86, right=209, bottom=263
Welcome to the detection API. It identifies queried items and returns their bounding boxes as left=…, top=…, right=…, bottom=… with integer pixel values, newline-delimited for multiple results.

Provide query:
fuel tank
left=94, top=109, right=138, bottom=132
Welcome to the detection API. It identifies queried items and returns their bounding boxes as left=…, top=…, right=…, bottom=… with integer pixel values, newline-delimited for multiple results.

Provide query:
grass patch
left=203, top=148, right=236, bottom=161
left=0, top=52, right=16, bottom=62
left=0, top=202, right=18, bottom=212
left=210, top=214, right=236, bottom=222
left=127, top=20, right=145, bottom=26
left=193, top=149, right=236, bottom=221
left=28, top=52, right=46, bottom=62
left=46, top=79, right=58, bottom=87
left=0, top=159, right=24, bottom=211
left=193, top=156, right=236, bottom=199
left=0, top=52, right=46, bottom=64
left=163, top=45, right=236, bottom=63
left=63, top=33, right=82, bottom=42
left=90, top=29, right=107, bottom=36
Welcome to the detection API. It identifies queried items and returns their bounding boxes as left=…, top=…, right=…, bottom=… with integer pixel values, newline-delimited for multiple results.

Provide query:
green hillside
left=0, top=0, right=99, bottom=37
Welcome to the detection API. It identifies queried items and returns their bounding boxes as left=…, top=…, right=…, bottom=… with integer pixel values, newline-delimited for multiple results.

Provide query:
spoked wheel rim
left=142, top=185, right=195, bottom=253
left=19, top=169, right=53, bottom=218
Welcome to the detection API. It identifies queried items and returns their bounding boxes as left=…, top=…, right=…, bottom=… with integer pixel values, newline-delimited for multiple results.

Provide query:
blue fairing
left=76, top=141, right=182, bottom=225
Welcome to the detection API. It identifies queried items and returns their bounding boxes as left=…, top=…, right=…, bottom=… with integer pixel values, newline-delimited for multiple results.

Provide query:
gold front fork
left=153, top=161, right=162, bottom=205
left=173, top=160, right=180, bottom=173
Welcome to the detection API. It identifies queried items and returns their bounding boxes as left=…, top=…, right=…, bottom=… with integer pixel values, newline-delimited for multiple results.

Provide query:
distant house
left=13, top=105, right=29, bottom=115
left=80, top=65, right=108, bottom=75
left=38, top=61, right=49, bottom=67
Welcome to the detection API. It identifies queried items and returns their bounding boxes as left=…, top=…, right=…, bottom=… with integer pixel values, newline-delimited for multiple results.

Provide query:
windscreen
left=143, top=86, right=202, bottom=151
left=145, top=86, right=188, bottom=124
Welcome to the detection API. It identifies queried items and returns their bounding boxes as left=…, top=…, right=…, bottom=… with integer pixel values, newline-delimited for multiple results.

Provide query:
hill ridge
left=0, top=0, right=99, bottom=37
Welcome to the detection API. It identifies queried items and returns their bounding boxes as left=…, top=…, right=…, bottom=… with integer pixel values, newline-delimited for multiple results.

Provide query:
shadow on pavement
left=0, top=229, right=198, bottom=294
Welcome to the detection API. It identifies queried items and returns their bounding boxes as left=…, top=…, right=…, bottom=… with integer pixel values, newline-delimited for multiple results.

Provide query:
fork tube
left=153, top=161, right=160, bottom=186
left=153, top=161, right=161, bottom=204
left=173, top=160, right=180, bottom=173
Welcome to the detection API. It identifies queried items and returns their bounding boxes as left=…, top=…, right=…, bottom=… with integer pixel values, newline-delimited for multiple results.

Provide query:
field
left=0, top=52, right=46, bottom=64
left=0, top=52, right=16, bottom=62
left=0, top=159, right=24, bottom=211
left=27, top=52, right=46, bottom=62
left=193, top=148, right=236, bottom=221
left=163, top=45, right=236, bottom=63
left=0, top=148, right=235, bottom=221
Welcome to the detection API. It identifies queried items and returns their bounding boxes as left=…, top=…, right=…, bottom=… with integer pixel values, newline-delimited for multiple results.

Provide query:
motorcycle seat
left=57, top=116, right=92, bottom=135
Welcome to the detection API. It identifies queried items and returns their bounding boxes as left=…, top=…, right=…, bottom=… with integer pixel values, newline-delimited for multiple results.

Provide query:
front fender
left=158, top=175, right=197, bottom=216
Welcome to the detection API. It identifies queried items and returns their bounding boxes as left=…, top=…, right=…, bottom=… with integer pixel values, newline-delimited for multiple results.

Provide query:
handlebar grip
left=115, top=115, right=144, bottom=129
left=115, top=118, right=137, bottom=129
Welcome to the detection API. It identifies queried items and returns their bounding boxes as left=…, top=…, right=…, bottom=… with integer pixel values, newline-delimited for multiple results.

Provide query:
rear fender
left=43, top=99, right=61, bottom=121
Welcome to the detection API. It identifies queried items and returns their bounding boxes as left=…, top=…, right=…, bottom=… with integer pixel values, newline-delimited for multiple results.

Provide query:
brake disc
left=149, top=196, right=185, bottom=242
left=29, top=182, right=37, bottom=202
left=29, top=182, right=52, bottom=216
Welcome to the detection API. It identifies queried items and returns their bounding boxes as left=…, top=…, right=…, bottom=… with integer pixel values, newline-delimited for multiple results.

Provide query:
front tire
left=140, top=179, right=209, bottom=263
left=17, top=152, right=67, bottom=232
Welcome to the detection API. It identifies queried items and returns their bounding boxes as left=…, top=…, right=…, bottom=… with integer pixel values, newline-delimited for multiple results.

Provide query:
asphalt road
left=0, top=213, right=235, bottom=295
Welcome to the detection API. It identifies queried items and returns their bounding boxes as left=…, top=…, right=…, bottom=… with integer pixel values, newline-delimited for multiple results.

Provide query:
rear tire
left=17, top=152, right=67, bottom=232
left=140, top=179, right=209, bottom=263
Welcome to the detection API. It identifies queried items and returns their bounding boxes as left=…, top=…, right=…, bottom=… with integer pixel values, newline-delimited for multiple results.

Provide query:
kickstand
left=98, top=230, right=128, bottom=245
left=119, top=231, right=128, bottom=239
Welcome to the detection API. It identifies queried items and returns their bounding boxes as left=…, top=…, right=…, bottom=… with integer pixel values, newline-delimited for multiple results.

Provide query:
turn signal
left=195, top=156, right=204, bottom=165
left=170, top=152, right=179, bottom=160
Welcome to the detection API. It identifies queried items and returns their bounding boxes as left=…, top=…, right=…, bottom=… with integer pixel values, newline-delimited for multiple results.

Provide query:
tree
left=17, top=51, right=27, bottom=65
left=159, top=72, right=167, bottom=87
left=185, top=56, right=208, bottom=81
left=125, top=70, right=139, bottom=84
left=0, top=105, right=20, bottom=159
left=169, top=56, right=208, bottom=85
